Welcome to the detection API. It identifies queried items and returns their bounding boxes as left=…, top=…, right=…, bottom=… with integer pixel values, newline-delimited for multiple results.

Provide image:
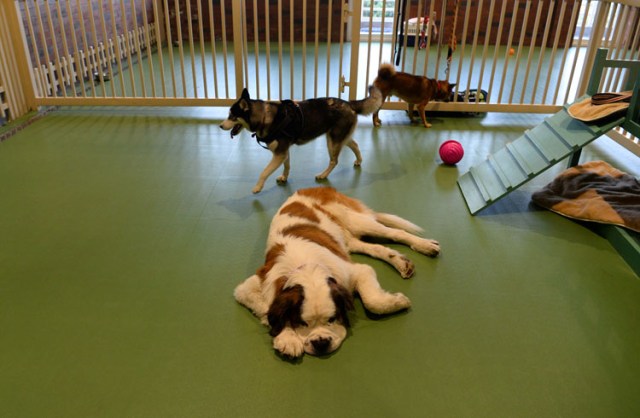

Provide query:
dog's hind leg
left=418, top=102, right=432, bottom=128
left=346, top=211, right=440, bottom=257
left=316, top=122, right=358, bottom=180
left=315, top=136, right=343, bottom=180
left=347, top=236, right=415, bottom=279
left=375, top=213, right=423, bottom=234
left=349, top=263, right=411, bottom=314
left=346, top=139, right=362, bottom=167
left=276, top=150, right=290, bottom=184
left=372, top=93, right=387, bottom=127
left=253, top=149, right=287, bottom=193
left=407, top=103, right=417, bottom=123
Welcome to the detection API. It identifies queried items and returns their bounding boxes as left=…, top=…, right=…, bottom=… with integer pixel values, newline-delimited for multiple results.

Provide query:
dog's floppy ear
left=267, top=284, right=305, bottom=336
left=327, top=277, right=354, bottom=327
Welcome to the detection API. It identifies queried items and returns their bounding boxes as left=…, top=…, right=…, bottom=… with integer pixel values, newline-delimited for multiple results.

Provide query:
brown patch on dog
left=312, top=203, right=344, bottom=228
left=297, top=186, right=367, bottom=213
left=279, top=201, right=320, bottom=223
left=268, top=283, right=305, bottom=336
left=272, top=276, right=289, bottom=293
left=327, top=277, right=355, bottom=327
left=282, top=223, right=349, bottom=261
left=257, top=243, right=285, bottom=280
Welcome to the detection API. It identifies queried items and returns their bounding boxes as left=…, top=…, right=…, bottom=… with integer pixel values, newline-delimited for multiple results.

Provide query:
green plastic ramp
left=457, top=104, right=626, bottom=215
left=457, top=48, right=639, bottom=215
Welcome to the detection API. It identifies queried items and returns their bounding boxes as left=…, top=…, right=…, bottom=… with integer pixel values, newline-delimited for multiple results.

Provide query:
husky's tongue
left=230, top=125, right=242, bottom=138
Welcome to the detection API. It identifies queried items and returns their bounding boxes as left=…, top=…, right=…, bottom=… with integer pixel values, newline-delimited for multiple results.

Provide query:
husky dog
left=219, top=87, right=382, bottom=193
left=373, top=63, right=455, bottom=128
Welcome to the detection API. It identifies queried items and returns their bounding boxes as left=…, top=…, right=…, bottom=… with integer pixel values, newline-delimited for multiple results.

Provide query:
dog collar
left=254, top=100, right=303, bottom=148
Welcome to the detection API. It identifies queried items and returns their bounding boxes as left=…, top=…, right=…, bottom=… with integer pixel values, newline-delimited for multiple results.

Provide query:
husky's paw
left=315, top=174, right=328, bottom=181
left=276, top=175, right=288, bottom=184
left=252, top=185, right=263, bottom=194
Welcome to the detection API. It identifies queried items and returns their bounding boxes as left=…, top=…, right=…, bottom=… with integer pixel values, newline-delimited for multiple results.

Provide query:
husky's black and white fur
left=219, top=87, right=382, bottom=193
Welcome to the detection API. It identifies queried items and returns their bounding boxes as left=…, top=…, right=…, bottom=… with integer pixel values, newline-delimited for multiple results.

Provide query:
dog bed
left=531, top=160, right=640, bottom=233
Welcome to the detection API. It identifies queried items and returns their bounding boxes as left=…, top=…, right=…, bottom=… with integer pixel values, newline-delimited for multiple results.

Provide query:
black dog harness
left=253, top=100, right=304, bottom=149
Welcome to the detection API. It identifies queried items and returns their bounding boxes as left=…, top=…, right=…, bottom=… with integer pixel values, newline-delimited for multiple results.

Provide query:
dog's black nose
left=311, top=337, right=332, bottom=355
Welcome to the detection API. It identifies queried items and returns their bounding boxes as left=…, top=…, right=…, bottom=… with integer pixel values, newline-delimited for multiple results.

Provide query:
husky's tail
left=349, top=85, right=383, bottom=115
left=374, top=212, right=424, bottom=235
left=376, top=63, right=396, bottom=80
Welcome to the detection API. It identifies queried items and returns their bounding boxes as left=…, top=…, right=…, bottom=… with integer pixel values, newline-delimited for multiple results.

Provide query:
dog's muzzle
left=219, top=119, right=243, bottom=138
left=230, top=124, right=243, bottom=137
left=305, top=336, right=334, bottom=356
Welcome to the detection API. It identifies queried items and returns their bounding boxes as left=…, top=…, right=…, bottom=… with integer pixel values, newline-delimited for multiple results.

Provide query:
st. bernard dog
left=234, top=187, right=440, bottom=357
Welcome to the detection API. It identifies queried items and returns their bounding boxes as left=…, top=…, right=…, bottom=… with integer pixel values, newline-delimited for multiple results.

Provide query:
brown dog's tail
left=376, top=63, right=396, bottom=80
left=349, top=85, right=383, bottom=115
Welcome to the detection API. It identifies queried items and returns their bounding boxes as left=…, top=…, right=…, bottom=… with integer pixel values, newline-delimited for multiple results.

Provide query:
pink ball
left=439, top=140, right=464, bottom=165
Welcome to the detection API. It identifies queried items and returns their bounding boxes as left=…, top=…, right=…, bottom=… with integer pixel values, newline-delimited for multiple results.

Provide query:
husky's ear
left=238, top=88, right=251, bottom=111
left=239, top=99, right=250, bottom=111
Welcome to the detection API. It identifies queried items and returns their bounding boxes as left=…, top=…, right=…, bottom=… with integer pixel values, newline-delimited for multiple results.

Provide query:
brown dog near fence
left=373, top=63, right=455, bottom=128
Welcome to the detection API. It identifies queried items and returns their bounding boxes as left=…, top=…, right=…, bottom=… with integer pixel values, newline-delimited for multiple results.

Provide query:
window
left=361, top=0, right=397, bottom=35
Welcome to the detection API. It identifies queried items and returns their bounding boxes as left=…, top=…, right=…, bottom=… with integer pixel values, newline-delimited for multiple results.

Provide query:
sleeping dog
left=234, top=187, right=440, bottom=358
left=219, top=87, right=382, bottom=193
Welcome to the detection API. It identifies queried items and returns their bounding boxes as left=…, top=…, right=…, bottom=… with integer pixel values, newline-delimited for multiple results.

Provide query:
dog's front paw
left=252, top=184, right=263, bottom=194
left=411, top=239, right=440, bottom=257
left=353, top=160, right=362, bottom=167
left=315, top=174, right=328, bottom=181
left=273, top=329, right=304, bottom=358
left=276, top=175, right=288, bottom=184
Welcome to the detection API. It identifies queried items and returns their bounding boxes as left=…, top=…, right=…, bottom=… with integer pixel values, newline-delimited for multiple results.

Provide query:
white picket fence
left=32, top=25, right=158, bottom=97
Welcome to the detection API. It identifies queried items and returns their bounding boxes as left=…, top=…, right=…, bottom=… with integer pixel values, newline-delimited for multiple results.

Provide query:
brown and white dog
left=373, top=63, right=455, bottom=128
left=234, top=187, right=440, bottom=358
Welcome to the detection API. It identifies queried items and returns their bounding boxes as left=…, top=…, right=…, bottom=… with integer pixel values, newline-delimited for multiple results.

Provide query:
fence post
left=347, top=0, right=362, bottom=100
left=576, top=1, right=610, bottom=97
left=1, top=0, right=37, bottom=114
left=231, top=0, right=245, bottom=98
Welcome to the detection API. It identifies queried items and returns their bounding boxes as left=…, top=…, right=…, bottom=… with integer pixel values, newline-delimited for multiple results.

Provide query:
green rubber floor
left=1, top=107, right=639, bottom=417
